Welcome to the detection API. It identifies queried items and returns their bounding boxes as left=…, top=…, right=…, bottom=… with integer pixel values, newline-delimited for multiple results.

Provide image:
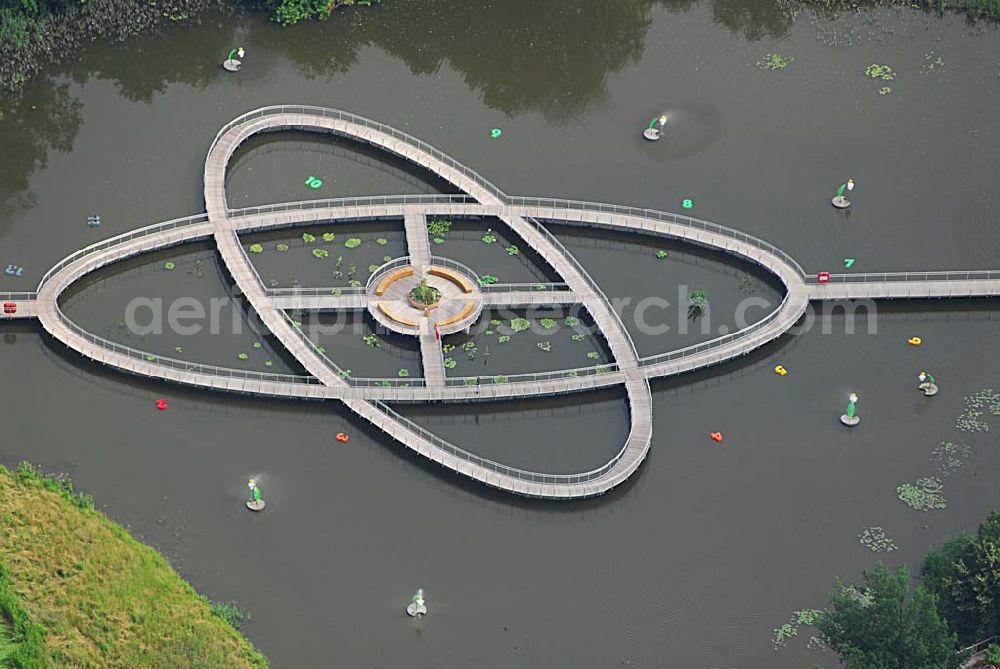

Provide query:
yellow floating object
left=774, top=365, right=788, bottom=376
left=908, top=337, right=922, bottom=346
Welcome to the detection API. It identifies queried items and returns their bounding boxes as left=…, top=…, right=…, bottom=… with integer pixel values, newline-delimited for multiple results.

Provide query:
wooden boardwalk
left=418, top=317, right=446, bottom=387
left=8, top=105, right=1000, bottom=499
left=403, top=211, right=431, bottom=271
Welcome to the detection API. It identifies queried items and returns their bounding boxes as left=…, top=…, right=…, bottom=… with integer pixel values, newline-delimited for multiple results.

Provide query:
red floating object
left=336, top=432, right=349, bottom=443
left=2, top=302, right=16, bottom=315
left=709, top=432, right=723, bottom=443
left=155, top=399, right=168, bottom=411
left=817, top=272, right=831, bottom=284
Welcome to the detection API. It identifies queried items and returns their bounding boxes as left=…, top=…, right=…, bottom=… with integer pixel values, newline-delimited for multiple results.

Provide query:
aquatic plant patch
left=427, top=219, right=451, bottom=236
left=564, top=316, right=580, bottom=327
left=163, top=261, right=175, bottom=271
left=344, top=238, right=362, bottom=249
left=758, top=53, right=793, bottom=71
left=897, top=477, right=946, bottom=511
left=302, top=233, right=316, bottom=243
left=571, top=334, right=585, bottom=341
left=865, top=63, right=895, bottom=80
left=510, top=318, right=530, bottom=332
left=376, top=238, right=388, bottom=246
left=479, top=275, right=499, bottom=285
left=930, top=441, right=970, bottom=477
left=322, top=232, right=335, bottom=242
left=505, top=245, right=520, bottom=256
left=363, top=335, right=380, bottom=348
left=955, top=388, right=1000, bottom=432
left=858, top=527, right=897, bottom=553
left=539, top=318, right=557, bottom=329
left=655, top=250, right=668, bottom=259
left=312, top=249, right=329, bottom=259
left=249, top=243, right=263, bottom=253
left=276, top=243, right=289, bottom=252
left=537, top=341, right=551, bottom=352
left=443, top=357, right=456, bottom=369
left=482, top=231, right=498, bottom=244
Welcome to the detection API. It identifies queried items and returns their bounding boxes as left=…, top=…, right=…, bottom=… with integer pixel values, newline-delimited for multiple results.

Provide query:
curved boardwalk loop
left=5, top=105, right=1000, bottom=498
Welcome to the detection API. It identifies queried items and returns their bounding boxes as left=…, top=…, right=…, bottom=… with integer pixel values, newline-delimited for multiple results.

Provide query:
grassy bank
left=0, top=462, right=267, bottom=668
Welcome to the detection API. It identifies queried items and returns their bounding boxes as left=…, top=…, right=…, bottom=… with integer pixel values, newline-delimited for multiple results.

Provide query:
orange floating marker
left=155, top=399, right=168, bottom=411
left=709, top=432, right=723, bottom=443
left=336, top=432, right=349, bottom=443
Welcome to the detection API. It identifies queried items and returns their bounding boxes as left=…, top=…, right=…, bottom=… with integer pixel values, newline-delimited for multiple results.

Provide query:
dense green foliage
left=0, top=462, right=267, bottom=668
left=816, top=562, right=961, bottom=669
left=923, top=511, right=1000, bottom=646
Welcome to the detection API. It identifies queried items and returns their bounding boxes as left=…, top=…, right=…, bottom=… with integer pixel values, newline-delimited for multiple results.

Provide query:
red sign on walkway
left=817, top=272, right=830, bottom=284
left=2, top=302, right=16, bottom=315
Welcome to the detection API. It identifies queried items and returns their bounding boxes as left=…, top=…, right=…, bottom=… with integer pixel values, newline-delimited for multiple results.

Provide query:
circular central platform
left=367, top=259, right=483, bottom=336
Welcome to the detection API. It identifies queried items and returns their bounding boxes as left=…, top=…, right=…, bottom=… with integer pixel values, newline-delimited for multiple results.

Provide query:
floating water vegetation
left=363, top=335, right=380, bottom=348
left=252, top=342, right=261, bottom=349
left=564, top=316, right=580, bottom=327
left=174, top=346, right=183, bottom=353
left=237, top=353, right=248, bottom=360
left=482, top=231, right=498, bottom=244
left=655, top=250, right=669, bottom=259
left=249, top=243, right=263, bottom=253
left=571, top=334, right=585, bottom=342
left=344, top=238, right=362, bottom=249
left=587, top=351, right=600, bottom=360
left=879, top=86, right=893, bottom=96
left=479, top=275, right=499, bottom=286
left=442, top=344, right=456, bottom=353
left=498, top=335, right=511, bottom=343
left=490, top=319, right=501, bottom=326
left=865, top=63, right=895, bottom=80
left=427, top=219, right=451, bottom=236
left=302, top=233, right=316, bottom=243
left=537, top=341, right=552, bottom=352
left=383, top=256, right=393, bottom=263
left=758, top=53, right=793, bottom=71
left=348, top=280, right=362, bottom=288
left=956, top=388, right=1000, bottom=432
left=493, top=375, right=509, bottom=384
left=921, top=51, right=944, bottom=74
left=443, top=357, right=457, bottom=369
left=264, top=360, right=273, bottom=367
left=312, top=249, right=329, bottom=259
left=931, top=441, right=971, bottom=477
left=376, top=238, right=388, bottom=246
left=397, top=368, right=409, bottom=378
left=276, top=243, right=289, bottom=252
left=463, top=378, right=477, bottom=386
left=163, top=261, right=175, bottom=271
left=510, top=318, right=530, bottom=333
left=688, top=288, right=709, bottom=319
left=505, top=245, right=520, bottom=256
left=322, top=232, right=335, bottom=242
left=772, top=623, right=798, bottom=649
left=539, top=318, right=557, bottom=329
left=859, top=526, right=898, bottom=553
left=897, top=477, right=946, bottom=511
left=368, top=264, right=378, bottom=273
left=433, top=237, right=445, bottom=245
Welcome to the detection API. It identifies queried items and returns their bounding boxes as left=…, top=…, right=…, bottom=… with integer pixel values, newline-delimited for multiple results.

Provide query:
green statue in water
left=840, top=392, right=860, bottom=426
left=246, top=478, right=265, bottom=511
left=918, top=371, right=939, bottom=396
left=832, top=178, right=855, bottom=209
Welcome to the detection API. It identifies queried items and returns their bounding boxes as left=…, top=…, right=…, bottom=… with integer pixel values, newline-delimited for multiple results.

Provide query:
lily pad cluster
left=930, top=441, right=970, bottom=477
left=955, top=388, right=1000, bottom=432
left=858, top=527, right=897, bottom=553
left=897, top=477, right=946, bottom=511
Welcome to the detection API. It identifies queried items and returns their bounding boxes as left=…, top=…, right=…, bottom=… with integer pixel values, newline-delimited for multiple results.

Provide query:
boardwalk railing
left=227, top=194, right=477, bottom=218
left=53, top=303, right=321, bottom=386
left=805, top=270, right=1000, bottom=284
left=511, top=197, right=808, bottom=279
left=268, top=286, right=367, bottom=297
left=367, top=398, right=632, bottom=485
left=36, top=213, right=211, bottom=294
left=1, top=291, right=37, bottom=300
left=480, top=282, right=572, bottom=293
left=522, top=215, right=641, bottom=360
left=206, top=105, right=507, bottom=203
left=638, top=293, right=791, bottom=368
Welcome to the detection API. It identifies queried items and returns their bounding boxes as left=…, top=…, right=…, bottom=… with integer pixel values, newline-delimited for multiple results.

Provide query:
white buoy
left=643, top=127, right=661, bottom=141
left=223, top=59, right=242, bottom=72
left=831, top=195, right=851, bottom=209
left=840, top=413, right=861, bottom=426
